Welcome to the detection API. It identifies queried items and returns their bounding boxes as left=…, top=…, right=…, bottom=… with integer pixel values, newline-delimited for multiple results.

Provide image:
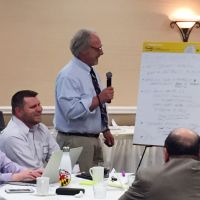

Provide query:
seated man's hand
left=11, top=168, right=43, bottom=181
left=32, top=168, right=43, bottom=177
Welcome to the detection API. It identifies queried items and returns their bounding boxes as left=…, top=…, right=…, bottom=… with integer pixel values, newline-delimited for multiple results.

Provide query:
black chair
left=0, top=111, right=5, bottom=131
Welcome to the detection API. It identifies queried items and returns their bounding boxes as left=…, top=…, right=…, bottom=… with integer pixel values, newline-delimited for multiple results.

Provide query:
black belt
left=58, top=131, right=100, bottom=138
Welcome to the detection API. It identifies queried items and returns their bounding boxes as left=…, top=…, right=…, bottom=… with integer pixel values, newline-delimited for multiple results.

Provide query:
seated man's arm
left=0, top=151, right=43, bottom=182
left=0, top=151, right=24, bottom=182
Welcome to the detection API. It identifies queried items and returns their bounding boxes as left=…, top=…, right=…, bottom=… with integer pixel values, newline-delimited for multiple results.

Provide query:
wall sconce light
left=170, top=20, right=200, bottom=42
left=169, top=9, right=200, bottom=42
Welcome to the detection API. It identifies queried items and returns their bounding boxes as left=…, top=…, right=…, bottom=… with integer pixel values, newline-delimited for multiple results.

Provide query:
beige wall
left=0, top=0, right=200, bottom=108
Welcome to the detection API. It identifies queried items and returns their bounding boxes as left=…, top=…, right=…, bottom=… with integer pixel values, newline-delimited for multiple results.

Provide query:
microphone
left=106, top=72, right=112, bottom=87
left=106, top=72, right=112, bottom=103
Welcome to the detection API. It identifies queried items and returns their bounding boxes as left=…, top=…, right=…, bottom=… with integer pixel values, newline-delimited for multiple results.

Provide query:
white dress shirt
left=0, top=116, right=59, bottom=169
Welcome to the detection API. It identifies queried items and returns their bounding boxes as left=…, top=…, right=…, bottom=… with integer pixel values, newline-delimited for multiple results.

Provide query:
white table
left=0, top=175, right=128, bottom=200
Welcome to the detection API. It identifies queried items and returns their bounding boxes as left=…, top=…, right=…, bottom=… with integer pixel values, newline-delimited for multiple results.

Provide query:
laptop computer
left=43, top=146, right=83, bottom=183
left=7, top=146, right=83, bottom=185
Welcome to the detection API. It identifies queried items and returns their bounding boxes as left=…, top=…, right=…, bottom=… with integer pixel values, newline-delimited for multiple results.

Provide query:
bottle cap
left=63, top=146, right=70, bottom=152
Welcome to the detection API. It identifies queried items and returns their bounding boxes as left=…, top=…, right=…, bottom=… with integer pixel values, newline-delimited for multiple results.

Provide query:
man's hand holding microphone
left=98, top=72, right=114, bottom=104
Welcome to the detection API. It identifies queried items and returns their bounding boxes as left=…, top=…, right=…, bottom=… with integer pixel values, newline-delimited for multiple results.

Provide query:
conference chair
left=0, top=111, right=5, bottom=132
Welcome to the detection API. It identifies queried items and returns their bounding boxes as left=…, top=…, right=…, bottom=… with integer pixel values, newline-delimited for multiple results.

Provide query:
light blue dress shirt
left=55, top=57, right=107, bottom=134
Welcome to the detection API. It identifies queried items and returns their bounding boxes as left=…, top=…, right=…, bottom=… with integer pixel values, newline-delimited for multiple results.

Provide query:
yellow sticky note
left=79, top=180, right=94, bottom=185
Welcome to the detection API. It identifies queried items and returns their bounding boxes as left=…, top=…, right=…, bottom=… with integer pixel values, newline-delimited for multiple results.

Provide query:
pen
left=121, top=170, right=125, bottom=177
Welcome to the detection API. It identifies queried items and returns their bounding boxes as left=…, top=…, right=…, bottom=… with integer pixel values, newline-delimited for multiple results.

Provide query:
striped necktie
left=90, top=68, right=109, bottom=129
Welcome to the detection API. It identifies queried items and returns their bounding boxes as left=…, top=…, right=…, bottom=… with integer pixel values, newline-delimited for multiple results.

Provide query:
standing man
left=55, top=29, right=114, bottom=172
left=119, top=128, right=200, bottom=200
left=0, top=90, right=60, bottom=169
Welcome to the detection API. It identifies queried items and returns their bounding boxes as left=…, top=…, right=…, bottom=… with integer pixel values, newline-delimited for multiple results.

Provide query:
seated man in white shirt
left=0, top=90, right=60, bottom=169
left=0, top=150, right=42, bottom=183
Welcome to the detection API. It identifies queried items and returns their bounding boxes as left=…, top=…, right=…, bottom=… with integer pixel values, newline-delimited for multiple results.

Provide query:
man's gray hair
left=70, top=29, right=94, bottom=57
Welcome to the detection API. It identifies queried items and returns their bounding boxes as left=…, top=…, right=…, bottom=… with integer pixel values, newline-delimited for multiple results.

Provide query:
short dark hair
left=11, top=90, right=38, bottom=115
left=165, top=128, right=200, bottom=157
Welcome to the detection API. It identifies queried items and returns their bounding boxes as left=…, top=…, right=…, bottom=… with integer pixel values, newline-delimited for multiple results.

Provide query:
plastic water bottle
left=59, top=146, right=72, bottom=186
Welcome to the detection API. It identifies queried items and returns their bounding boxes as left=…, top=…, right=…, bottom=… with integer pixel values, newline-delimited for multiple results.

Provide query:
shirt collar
left=12, top=116, right=40, bottom=135
left=72, top=57, right=92, bottom=73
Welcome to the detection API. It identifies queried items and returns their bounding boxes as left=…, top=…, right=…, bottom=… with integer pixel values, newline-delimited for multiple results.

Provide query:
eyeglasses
left=90, top=46, right=103, bottom=52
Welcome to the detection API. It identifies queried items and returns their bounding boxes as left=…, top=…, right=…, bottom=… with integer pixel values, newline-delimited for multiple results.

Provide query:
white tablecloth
left=0, top=175, right=127, bottom=200
left=101, top=126, right=164, bottom=173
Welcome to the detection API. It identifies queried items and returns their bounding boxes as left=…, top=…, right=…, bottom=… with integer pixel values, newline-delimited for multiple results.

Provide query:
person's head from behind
left=70, top=29, right=103, bottom=67
left=11, top=90, right=43, bottom=128
left=164, top=128, right=200, bottom=162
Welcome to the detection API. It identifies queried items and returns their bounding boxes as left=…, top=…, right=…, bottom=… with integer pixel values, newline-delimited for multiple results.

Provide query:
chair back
left=0, top=111, right=5, bottom=131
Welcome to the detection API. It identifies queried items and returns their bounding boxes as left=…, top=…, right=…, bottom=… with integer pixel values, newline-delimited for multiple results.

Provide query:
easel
left=136, top=145, right=153, bottom=172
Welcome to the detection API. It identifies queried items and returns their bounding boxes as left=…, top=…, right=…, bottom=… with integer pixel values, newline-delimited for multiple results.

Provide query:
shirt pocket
left=43, top=145, right=48, bottom=153
left=42, top=145, right=49, bottom=161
